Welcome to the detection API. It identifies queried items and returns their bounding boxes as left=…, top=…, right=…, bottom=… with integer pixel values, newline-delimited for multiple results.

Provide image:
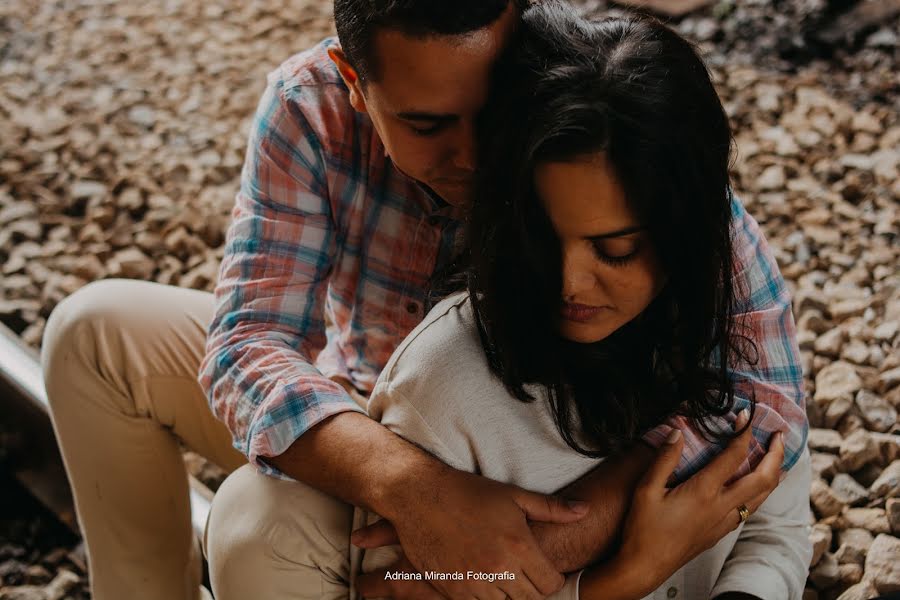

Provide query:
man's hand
left=356, top=462, right=589, bottom=599
left=267, top=411, right=587, bottom=600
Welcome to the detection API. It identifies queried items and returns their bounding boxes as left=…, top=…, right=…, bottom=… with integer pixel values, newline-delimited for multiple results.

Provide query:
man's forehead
left=367, top=5, right=519, bottom=109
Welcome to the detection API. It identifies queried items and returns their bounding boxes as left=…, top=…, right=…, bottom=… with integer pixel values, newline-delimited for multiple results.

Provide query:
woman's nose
left=562, top=245, right=595, bottom=298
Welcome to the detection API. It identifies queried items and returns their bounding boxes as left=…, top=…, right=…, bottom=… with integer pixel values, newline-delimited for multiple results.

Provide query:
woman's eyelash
left=411, top=123, right=444, bottom=136
left=590, top=241, right=638, bottom=267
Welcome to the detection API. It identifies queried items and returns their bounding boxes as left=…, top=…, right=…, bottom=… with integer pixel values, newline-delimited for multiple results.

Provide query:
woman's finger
left=721, top=431, right=783, bottom=507
left=639, top=429, right=685, bottom=494
left=695, top=411, right=754, bottom=490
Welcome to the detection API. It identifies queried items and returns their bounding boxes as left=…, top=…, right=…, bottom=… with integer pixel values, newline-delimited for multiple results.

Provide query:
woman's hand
left=585, top=410, right=785, bottom=599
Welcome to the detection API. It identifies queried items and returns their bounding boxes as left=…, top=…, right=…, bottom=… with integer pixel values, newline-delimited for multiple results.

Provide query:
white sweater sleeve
left=709, top=448, right=813, bottom=600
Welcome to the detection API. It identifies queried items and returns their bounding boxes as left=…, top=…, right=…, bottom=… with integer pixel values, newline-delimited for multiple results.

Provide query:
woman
left=351, top=4, right=811, bottom=599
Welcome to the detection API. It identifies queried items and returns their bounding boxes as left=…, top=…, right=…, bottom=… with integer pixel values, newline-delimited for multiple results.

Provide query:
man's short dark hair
left=333, top=0, right=527, bottom=82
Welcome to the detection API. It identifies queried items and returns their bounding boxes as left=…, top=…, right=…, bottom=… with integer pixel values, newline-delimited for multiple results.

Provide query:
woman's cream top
left=353, top=292, right=812, bottom=600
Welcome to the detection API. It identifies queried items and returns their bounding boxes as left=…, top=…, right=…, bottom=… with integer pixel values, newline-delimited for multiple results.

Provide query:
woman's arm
left=709, top=448, right=813, bottom=600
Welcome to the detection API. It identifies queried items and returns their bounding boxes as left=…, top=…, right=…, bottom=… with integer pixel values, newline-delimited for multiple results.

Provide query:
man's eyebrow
left=396, top=111, right=459, bottom=123
left=587, top=225, right=645, bottom=240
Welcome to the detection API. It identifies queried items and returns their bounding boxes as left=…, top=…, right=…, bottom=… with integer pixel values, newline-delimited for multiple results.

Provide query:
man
left=41, top=1, right=807, bottom=599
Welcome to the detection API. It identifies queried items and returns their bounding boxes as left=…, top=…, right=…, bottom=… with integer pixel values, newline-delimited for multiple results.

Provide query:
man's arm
left=198, top=73, right=373, bottom=477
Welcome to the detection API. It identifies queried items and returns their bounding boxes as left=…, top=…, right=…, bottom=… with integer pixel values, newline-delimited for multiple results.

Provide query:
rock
left=870, top=433, right=900, bottom=465
left=70, top=180, right=108, bottom=201
left=834, top=541, right=865, bottom=566
left=840, top=340, right=870, bottom=365
left=840, top=430, right=881, bottom=472
left=826, top=397, right=855, bottom=429
left=870, top=460, right=900, bottom=499
left=814, top=328, right=844, bottom=357
left=835, top=580, right=879, bottom=600
left=855, top=390, right=898, bottom=433
left=830, top=299, right=869, bottom=322
left=22, top=565, right=50, bottom=585
left=880, top=367, right=900, bottom=393
left=837, top=413, right=866, bottom=438
left=831, top=473, right=870, bottom=506
left=809, top=552, right=841, bottom=589
left=842, top=508, right=891, bottom=534
left=873, top=321, right=899, bottom=343
left=854, top=463, right=885, bottom=488
left=128, top=105, right=156, bottom=128
left=864, top=534, right=900, bottom=594
left=758, top=164, right=786, bottom=190
left=108, top=247, right=155, bottom=280
left=836, top=528, right=874, bottom=553
left=0, top=586, right=47, bottom=600
left=809, top=428, right=844, bottom=454
left=887, top=498, right=900, bottom=536
left=815, top=362, right=863, bottom=404
left=811, top=452, right=841, bottom=479
left=837, top=562, right=863, bottom=586
left=810, top=523, right=833, bottom=567
left=811, top=478, right=846, bottom=518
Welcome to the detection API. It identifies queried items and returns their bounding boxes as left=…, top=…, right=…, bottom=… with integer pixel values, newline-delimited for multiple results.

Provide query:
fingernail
left=776, top=431, right=784, bottom=444
left=567, top=500, right=590, bottom=513
left=666, top=429, right=682, bottom=444
left=735, top=408, right=749, bottom=428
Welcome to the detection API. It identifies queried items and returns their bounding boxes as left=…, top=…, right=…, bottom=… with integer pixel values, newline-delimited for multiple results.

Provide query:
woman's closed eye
left=589, top=237, right=641, bottom=267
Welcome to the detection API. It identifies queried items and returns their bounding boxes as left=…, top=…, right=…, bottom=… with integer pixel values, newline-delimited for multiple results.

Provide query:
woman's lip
left=561, top=302, right=608, bottom=322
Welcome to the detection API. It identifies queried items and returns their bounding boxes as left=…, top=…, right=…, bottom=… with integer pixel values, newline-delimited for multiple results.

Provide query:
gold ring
left=737, top=503, right=750, bottom=524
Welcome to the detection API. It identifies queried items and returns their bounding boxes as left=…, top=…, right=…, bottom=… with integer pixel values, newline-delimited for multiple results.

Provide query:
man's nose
left=452, top=121, right=477, bottom=172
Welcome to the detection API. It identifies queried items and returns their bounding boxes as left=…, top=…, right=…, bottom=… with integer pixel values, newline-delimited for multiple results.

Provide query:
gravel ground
left=1, top=0, right=898, bottom=598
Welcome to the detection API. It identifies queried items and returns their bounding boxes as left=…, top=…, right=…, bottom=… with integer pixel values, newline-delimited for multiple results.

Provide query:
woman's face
left=534, top=153, right=667, bottom=344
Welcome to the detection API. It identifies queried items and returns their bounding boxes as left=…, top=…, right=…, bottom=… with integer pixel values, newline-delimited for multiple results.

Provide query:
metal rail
left=0, top=321, right=213, bottom=538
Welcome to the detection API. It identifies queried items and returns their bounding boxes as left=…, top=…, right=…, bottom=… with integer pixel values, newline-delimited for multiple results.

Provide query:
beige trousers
left=41, top=279, right=247, bottom=600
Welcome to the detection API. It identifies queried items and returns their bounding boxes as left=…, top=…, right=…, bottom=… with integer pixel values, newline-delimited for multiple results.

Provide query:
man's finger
left=519, top=549, right=567, bottom=598
left=513, top=488, right=590, bottom=524
left=358, top=568, right=392, bottom=598
left=351, top=519, right=399, bottom=548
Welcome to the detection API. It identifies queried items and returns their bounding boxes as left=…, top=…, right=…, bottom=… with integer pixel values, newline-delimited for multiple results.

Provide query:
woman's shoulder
left=378, top=291, right=486, bottom=387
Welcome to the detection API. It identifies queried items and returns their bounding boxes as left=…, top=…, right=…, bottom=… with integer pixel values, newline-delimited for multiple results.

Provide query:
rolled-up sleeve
left=710, top=448, right=813, bottom=599
left=641, top=194, right=808, bottom=483
left=197, top=75, right=364, bottom=478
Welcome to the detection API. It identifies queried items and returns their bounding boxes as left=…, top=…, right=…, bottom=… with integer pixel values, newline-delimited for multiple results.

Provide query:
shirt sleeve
left=641, top=193, right=809, bottom=483
left=197, top=74, right=364, bottom=478
left=709, top=448, right=814, bottom=600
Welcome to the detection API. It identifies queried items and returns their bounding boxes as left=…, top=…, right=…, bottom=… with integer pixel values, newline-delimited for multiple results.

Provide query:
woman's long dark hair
left=461, top=2, right=759, bottom=457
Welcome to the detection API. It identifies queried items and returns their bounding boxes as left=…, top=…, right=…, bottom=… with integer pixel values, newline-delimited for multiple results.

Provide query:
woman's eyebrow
left=587, top=225, right=645, bottom=240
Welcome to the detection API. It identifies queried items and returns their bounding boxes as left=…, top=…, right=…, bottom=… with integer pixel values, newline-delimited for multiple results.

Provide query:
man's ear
left=328, top=47, right=368, bottom=114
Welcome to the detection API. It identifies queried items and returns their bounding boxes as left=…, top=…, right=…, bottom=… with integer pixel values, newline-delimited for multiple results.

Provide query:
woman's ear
left=328, top=47, right=368, bottom=114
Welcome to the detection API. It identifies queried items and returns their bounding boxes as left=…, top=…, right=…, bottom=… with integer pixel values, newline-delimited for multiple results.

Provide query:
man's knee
left=42, top=279, right=140, bottom=363
left=206, top=464, right=355, bottom=598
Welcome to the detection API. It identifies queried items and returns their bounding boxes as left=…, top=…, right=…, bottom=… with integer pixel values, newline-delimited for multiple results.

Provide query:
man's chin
left=431, top=183, right=473, bottom=208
